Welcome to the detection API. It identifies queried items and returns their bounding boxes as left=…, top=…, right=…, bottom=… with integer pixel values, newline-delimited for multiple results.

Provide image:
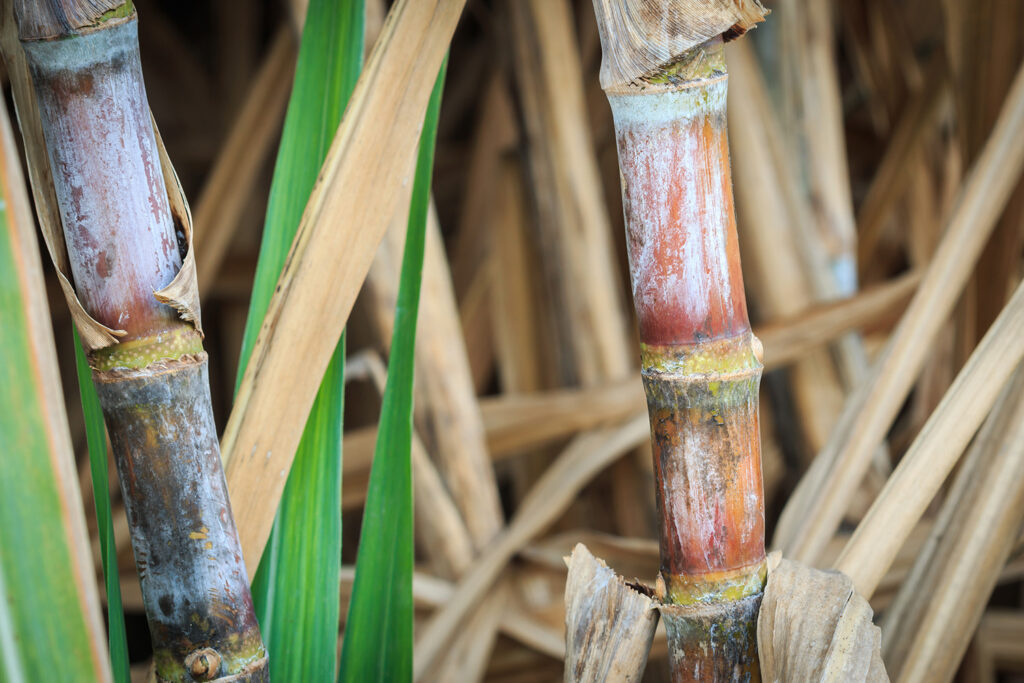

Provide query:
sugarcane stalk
left=11, top=2, right=267, bottom=681
left=593, top=1, right=767, bottom=679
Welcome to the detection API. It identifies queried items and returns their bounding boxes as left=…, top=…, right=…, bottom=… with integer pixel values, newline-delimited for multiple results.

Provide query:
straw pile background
left=39, top=0, right=1024, bottom=680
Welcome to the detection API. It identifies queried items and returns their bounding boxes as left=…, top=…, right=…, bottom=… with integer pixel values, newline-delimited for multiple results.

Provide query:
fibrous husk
left=592, top=0, right=768, bottom=89
left=564, top=543, right=659, bottom=682
left=758, top=554, right=888, bottom=682
left=13, top=0, right=123, bottom=41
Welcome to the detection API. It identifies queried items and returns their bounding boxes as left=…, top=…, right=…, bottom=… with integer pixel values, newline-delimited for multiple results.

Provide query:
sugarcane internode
left=14, top=1, right=267, bottom=680
left=603, top=34, right=767, bottom=681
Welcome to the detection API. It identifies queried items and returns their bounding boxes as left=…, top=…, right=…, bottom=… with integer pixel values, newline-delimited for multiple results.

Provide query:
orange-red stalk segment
left=611, top=67, right=765, bottom=596
left=607, top=41, right=766, bottom=680
left=617, top=85, right=749, bottom=347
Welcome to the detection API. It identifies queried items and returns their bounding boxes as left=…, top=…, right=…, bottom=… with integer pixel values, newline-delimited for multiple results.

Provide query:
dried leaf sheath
left=13, top=3, right=266, bottom=681
left=598, top=15, right=767, bottom=678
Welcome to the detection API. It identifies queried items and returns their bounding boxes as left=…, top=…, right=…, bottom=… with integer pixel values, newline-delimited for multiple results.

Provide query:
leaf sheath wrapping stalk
left=94, top=356, right=266, bottom=682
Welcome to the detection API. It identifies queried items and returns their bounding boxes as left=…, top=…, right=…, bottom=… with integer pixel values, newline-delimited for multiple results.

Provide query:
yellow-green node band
left=641, top=335, right=761, bottom=376
left=644, top=40, right=727, bottom=86
left=665, top=561, right=767, bottom=606
left=90, top=326, right=204, bottom=371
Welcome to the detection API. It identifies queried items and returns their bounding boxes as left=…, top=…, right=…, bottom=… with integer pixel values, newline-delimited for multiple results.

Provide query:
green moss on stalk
left=644, top=372, right=758, bottom=412
left=54, top=0, right=136, bottom=38
left=153, top=637, right=266, bottom=683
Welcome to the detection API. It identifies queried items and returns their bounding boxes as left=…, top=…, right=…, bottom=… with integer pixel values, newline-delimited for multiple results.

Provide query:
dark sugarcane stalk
left=593, top=1, right=767, bottom=680
left=11, top=2, right=267, bottom=681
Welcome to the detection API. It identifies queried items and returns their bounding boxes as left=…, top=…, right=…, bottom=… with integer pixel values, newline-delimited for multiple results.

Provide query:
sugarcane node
left=185, top=648, right=221, bottom=680
left=659, top=592, right=763, bottom=681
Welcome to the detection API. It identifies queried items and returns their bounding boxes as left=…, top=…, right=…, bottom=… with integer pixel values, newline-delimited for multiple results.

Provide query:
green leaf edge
left=337, top=58, right=449, bottom=683
left=73, top=333, right=131, bottom=683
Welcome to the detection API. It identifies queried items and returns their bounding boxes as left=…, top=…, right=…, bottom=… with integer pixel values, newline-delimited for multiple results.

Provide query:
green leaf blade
left=245, top=1, right=364, bottom=681
left=73, top=333, right=130, bottom=683
left=337, top=59, right=448, bottom=683
left=0, top=111, right=110, bottom=683
left=237, top=0, right=364, bottom=372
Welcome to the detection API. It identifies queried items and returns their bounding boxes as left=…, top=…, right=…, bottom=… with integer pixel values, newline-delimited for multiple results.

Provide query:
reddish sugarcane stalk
left=13, top=2, right=266, bottom=681
left=594, top=3, right=767, bottom=679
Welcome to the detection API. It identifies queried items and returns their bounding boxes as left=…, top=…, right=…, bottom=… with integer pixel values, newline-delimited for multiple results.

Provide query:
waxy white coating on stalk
left=607, top=77, right=727, bottom=126
left=663, top=421, right=763, bottom=570
left=25, top=19, right=181, bottom=337
left=593, top=2, right=769, bottom=678
left=606, top=43, right=764, bottom=606
left=609, top=78, right=742, bottom=345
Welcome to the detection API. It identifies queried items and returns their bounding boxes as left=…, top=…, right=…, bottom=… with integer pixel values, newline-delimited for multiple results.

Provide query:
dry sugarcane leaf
left=222, top=0, right=467, bottom=573
left=881, top=368, right=1024, bottom=675
left=13, top=0, right=123, bottom=41
left=564, top=543, right=658, bottom=682
left=431, top=584, right=509, bottom=683
left=835, top=278, right=1024, bottom=597
left=413, top=413, right=650, bottom=679
left=758, top=555, right=888, bottom=683
left=0, top=0, right=124, bottom=350
left=776, top=59, right=1024, bottom=563
left=592, top=0, right=767, bottom=90
left=151, top=116, right=203, bottom=337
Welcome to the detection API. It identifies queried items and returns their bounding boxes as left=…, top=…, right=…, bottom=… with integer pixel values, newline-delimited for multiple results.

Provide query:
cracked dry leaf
left=758, top=556, right=888, bottom=682
left=564, top=543, right=659, bottom=682
left=592, top=0, right=767, bottom=90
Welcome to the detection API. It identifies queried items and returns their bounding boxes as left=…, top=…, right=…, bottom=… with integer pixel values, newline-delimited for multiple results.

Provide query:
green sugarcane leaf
left=0, top=108, right=110, bottom=683
left=244, top=1, right=364, bottom=680
left=72, top=334, right=130, bottom=683
left=337, top=59, right=448, bottom=683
